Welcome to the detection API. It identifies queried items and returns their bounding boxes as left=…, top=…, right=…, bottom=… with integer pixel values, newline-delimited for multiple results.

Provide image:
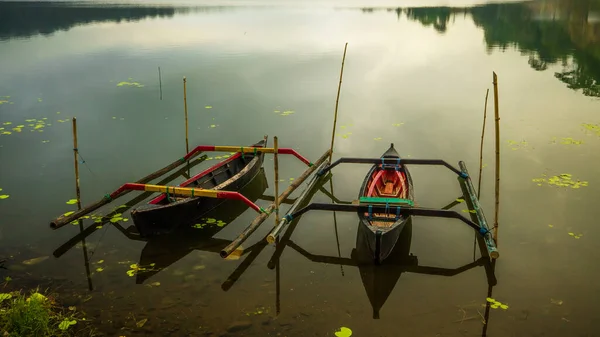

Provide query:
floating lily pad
left=59, top=319, right=77, bottom=331
left=117, top=81, right=144, bottom=88
left=334, top=327, right=352, bottom=337
left=532, top=173, right=588, bottom=189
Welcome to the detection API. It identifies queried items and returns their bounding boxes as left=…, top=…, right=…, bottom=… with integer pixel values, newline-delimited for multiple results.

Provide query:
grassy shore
left=0, top=287, right=95, bottom=337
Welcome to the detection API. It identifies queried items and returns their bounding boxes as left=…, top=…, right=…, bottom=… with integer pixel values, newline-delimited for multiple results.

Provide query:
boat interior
left=153, top=152, right=260, bottom=205
left=362, top=166, right=411, bottom=228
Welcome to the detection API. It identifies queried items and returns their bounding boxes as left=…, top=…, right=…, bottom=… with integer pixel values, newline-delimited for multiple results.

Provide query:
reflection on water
left=363, top=0, right=600, bottom=97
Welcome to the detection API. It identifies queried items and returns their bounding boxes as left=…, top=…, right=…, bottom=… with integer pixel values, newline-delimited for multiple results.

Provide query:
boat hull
left=131, top=139, right=266, bottom=237
left=357, top=143, right=414, bottom=264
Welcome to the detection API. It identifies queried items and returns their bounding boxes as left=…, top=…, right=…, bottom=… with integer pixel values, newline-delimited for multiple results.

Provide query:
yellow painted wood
left=142, top=184, right=218, bottom=198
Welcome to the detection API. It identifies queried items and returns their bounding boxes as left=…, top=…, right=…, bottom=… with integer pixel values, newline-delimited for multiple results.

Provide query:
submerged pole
left=492, top=72, right=500, bottom=245
left=274, top=136, right=280, bottom=224
left=72, top=117, right=81, bottom=207
left=183, top=76, right=189, bottom=154
left=477, top=89, right=489, bottom=198
left=158, top=66, right=162, bottom=101
left=328, top=42, right=348, bottom=163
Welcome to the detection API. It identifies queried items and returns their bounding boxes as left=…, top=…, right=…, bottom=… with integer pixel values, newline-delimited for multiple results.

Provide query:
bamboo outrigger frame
left=48, top=141, right=321, bottom=229
left=267, top=158, right=499, bottom=260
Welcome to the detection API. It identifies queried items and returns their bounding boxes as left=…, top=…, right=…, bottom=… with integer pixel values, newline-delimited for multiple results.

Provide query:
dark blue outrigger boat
left=267, top=143, right=499, bottom=265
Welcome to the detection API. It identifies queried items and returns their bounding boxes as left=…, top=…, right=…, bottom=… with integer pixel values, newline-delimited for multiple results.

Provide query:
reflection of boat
left=353, top=218, right=413, bottom=319
left=357, top=143, right=414, bottom=264
left=129, top=168, right=269, bottom=284
left=131, top=137, right=267, bottom=237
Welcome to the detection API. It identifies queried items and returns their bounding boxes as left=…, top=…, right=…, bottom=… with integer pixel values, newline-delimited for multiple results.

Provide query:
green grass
left=0, top=289, right=91, bottom=337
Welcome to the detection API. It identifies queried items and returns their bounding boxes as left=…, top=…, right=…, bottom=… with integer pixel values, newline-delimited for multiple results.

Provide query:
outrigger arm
left=317, top=158, right=467, bottom=178
left=276, top=202, right=498, bottom=259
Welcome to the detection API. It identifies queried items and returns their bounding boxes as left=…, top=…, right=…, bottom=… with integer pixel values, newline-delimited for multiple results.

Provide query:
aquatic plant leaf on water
left=334, top=327, right=352, bottom=337
left=392, top=123, right=404, bottom=127
left=22, top=256, right=49, bottom=265
left=373, top=137, right=382, bottom=141
left=205, top=106, right=212, bottom=109
left=66, top=199, right=78, bottom=205
left=0, top=195, right=9, bottom=199
left=96, top=268, right=104, bottom=272
left=58, top=319, right=77, bottom=331
left=136, top=318, right=148, bottom=328
left=559, top=137, right=583, bottom=145
left=116, top=81, right=144, bottom=88
left=532, top=173, right=588, bottom=189
left=28, top=293, right=47, bottom=302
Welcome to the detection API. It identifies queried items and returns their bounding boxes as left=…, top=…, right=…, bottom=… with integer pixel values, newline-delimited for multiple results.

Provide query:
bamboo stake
left=328, top=42, right=348, bottom=163
left=477, top=89, right=489, bottom=198
left=72, top=117, right=81, bottom=207
left=492, top=72, right=500, bottom=245
left=221, top=149, right=332, bottom=258
left=183, top=76, right=189, bottom=154
left=158, top=67, right=162, bottom=100
left=274, top=136, right=279, bottom=224
left=72, top=118, right=93, bottom=290
left=49, top=149, right=205, bottom=229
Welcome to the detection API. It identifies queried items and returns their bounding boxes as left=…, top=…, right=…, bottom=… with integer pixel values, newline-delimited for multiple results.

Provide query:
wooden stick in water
left=274, top=136, right=279, bottom=224
left=492, top=72, right=500, bottom=245
left=328, top=42, right=348, bottom=163
left=72, top=117, right=81, bottom=208
left=158, top=67, right=163, bottom=101
left=183, top=76, right=189, bottom=154
left=477, top=89, right=489, bottom=198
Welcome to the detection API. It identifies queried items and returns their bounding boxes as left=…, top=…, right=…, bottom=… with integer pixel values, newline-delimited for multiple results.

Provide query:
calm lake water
left=1, top=0, right=599, bottom=335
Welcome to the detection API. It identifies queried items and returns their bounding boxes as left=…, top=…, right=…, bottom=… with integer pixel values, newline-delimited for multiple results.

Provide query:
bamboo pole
left=158, top=67, right=162, bottom=101
left=477, top=89, right=489, bottom=198
left=274, top=136, right=279, bottom=224
left=492, top=72, right=500, bottom=245
left=72, top=118, right=81, bottom=207
left=220, top=149, right=332, bottom=258
left=72, top=118, right=93, bottom=290
left=328, top=42, right=348, bottom=163
left=183, top=76, right=189, bottom=154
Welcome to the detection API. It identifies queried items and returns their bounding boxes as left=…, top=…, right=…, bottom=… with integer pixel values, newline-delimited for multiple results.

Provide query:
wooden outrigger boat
left=357, top=143, right=414, bottom=264
left=267, top=145, right=499, bottom=264
left=130, top=137, right=267, bottom=237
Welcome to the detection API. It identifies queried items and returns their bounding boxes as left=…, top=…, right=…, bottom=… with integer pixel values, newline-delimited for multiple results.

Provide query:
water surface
left=0, top=0, right=599, bottom=335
